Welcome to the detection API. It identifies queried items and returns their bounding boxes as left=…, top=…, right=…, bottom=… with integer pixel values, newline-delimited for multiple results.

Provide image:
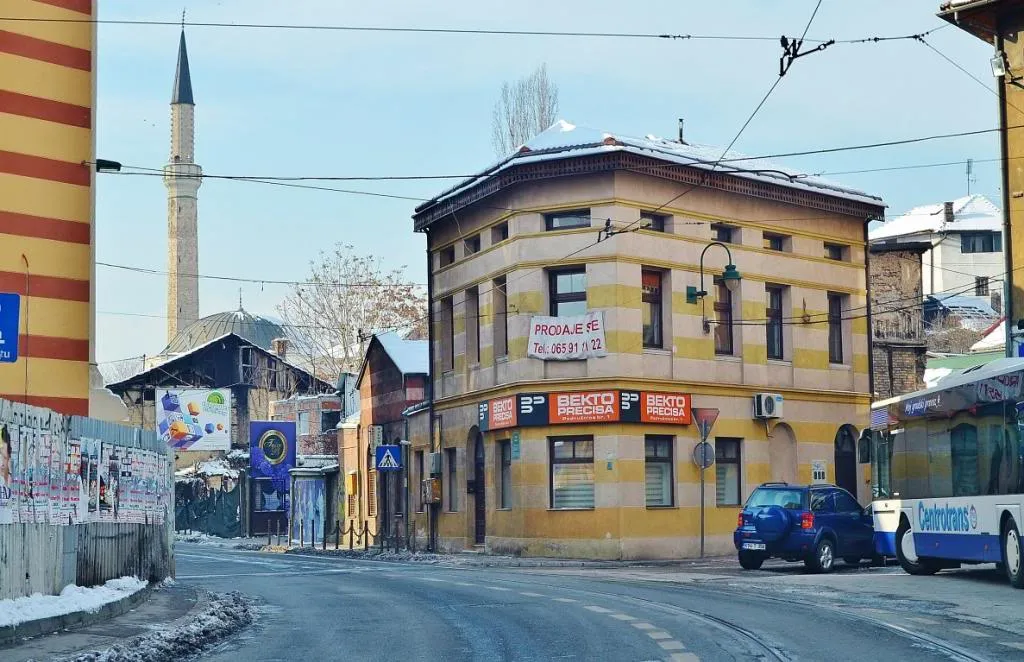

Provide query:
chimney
left=677, top=118, right=686, bottom=144
left=943, top=201, right=954, bottom=226
left=271, top=337, right=289, bottom=360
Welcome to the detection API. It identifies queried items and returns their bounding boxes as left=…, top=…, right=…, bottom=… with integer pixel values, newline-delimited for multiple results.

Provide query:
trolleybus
left=869, top=357, right=1024, bottom=588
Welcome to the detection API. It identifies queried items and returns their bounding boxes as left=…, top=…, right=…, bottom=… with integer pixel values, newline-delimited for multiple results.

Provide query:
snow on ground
left=64, top=592, right=255, bottom=662
left=0, top=577, right=147, bottom=628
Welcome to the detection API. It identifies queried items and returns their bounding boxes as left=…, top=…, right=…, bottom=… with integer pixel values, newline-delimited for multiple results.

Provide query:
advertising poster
left=156, top=389, right=231, bottom=451
left=19, top=427, right=36, bottom=523
left=34, top=431, right=52, bottom=523
left=292, top=478, right=325, bottom=544
left=48, top=433, right=63, bottom=524
left=83, top=438, right=100, bottom=518
left=97, top=442, right=111, bottom=519
left=141, top=451, right=155, bottom=521
left=65, top=440, right=82, bottom=523
left=0, top=422, right=14, bottom=524
left=527, top=311, right=608, bottom=360
left=250, top=421, right=295, bottom=512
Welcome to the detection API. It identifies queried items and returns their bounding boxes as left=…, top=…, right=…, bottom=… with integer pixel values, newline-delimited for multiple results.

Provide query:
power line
left=97, top=261, right=428, bottom=287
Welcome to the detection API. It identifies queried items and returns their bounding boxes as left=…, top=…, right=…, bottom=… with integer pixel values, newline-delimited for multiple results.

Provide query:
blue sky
left=94, top=0, right=999, bottom=367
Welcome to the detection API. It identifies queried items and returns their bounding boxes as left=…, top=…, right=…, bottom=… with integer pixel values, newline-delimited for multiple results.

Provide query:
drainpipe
left=425, top=227, right=437, bottom=552
left=998, top=31, right=1015, bottom=358
left=865, top=219, right=876, bottom=402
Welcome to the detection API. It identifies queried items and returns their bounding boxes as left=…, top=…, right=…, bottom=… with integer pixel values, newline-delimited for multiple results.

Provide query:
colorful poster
left=65, top=440, right=82, bottom=523
left=19, top=427, right=35, bottom=523
left=155, top=389, right=231, bottom=451
left=292, top=477, right=325, bottom=543
left=48, top=433, right=63, bottom=524
left=34, top=431, right=51, bottom=523
left=249, top=421, right=296, bottom=492
left=0, top=422, right=14, bottom=524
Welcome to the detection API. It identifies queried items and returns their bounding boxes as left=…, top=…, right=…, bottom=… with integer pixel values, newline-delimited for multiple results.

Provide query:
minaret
left=163, top=29, right=201, bottom=343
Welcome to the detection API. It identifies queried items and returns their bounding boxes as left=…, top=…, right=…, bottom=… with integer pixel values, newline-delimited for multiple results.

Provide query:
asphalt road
left=176, top=544, right=1021, bottom=662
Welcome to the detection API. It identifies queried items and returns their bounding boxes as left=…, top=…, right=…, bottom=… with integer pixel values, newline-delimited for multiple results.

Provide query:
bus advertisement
left=869, top=358, right=1024, bottom=589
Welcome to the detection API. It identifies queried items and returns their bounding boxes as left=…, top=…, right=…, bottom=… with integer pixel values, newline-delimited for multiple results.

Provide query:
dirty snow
left=64, top=591, right=255, bottom=662
left=0, top=577, right=147, bottom=628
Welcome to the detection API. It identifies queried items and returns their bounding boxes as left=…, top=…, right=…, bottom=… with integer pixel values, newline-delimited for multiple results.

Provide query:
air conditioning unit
left=753, top=393, right=784, bottom=419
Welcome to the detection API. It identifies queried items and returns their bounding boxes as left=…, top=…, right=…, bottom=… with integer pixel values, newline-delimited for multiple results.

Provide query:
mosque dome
left=162, top=308, right=287, bottom=355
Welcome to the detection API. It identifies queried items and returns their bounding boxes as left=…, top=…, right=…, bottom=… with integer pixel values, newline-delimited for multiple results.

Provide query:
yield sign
left=693, top=408, right=720, bottom=443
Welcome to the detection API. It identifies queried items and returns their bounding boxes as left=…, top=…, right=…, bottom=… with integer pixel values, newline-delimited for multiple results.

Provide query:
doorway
left=834, top=424, right=858, bottom=496
left=473, top=430, right=486, bottom=545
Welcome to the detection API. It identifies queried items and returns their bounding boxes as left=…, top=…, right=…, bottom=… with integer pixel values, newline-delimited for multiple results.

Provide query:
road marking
left=904, top=616, right=939, bottom=625
left=520, top=592, right=545, bottom=597
left=553, top=597, right=577, bottom=603
left=175, top=569, right=352, bottom=579
left=486, top=586, right=512, bottom=592
left=455, top=582, right=474, bottom=587
left=419, top=577, right=445, bottom=583
left=610, top=613, right=636, bottom=621
left=658, top=641, right=685, bottom=651
left=631, top=622, right=656, bottom=630
left=1000, top=642, right=1024, bottom=651
left=646, top=631, right=672, bottom=640
left=669, top=653, right=700, bottom=662
left=953, top=628, right=991, bottom=638
left=584, top=605, right=612, bottom=613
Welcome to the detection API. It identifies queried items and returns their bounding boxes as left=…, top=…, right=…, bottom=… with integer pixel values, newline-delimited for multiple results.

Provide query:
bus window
left=950, top=423, right=979, bottom=497
left=890, top=428, right=908, bottom=498
left=871, top=430, right=891, bottom=499
left=927, top=421, right=952, bottom=499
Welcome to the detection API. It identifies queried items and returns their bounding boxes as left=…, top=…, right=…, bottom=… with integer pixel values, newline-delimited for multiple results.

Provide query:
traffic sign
left=692, top=408, right=720, bottom=443
left=0, top=293, right=20, bottom=363
left=693, top=441, right=715, bottom=469
left=375, top=444, right=402, bottom=472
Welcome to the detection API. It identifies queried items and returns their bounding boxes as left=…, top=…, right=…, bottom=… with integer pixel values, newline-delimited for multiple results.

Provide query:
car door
left=809, top=489, right=836, bottom=540
left=833, top=489, right=872, bottom=557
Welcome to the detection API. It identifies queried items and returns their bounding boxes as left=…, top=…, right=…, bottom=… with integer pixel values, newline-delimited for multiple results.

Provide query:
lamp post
left=685, top=241, right=742, bottom=305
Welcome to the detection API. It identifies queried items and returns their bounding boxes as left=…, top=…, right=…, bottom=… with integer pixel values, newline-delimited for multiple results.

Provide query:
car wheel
left=805, top=538, right=835, bottom=574
left=1002, top=518, right=1024, bottom=589
left=895, top=519, right=939, bottom=576
left=843, top=556, right=862, bottom=566
left=738, top=551, right=765, bottom=570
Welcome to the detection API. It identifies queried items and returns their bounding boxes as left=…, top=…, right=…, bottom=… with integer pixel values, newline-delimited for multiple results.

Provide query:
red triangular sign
left=693, top=408, right=720, bottom=443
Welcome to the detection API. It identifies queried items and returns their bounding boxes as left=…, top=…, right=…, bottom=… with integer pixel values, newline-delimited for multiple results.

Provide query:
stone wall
left=869, top=248, right=927, bottom=399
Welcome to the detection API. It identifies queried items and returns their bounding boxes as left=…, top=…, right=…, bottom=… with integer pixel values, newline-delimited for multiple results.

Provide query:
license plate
left=742, top=542, right=766, bottom=550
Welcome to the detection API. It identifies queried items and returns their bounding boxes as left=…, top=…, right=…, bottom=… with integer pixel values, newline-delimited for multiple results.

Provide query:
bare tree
left=491, top=64, right=560, bottom=157
left=277, top=244, right=426, bottom=381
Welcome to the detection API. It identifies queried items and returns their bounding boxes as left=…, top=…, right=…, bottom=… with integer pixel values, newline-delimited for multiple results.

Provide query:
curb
left=0, top=583, right=155, bottom=648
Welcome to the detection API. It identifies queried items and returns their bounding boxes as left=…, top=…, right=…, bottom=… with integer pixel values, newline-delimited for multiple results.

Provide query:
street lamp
left=685, top=241, right=742, bottom=304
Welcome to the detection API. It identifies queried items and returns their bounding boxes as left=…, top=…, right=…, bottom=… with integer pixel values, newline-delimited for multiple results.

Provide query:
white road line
left=610, top=614, right=636, bottom=621
left=646, top=631, right=672, bottom=641
left=631, top=622, right=656, bottom=630
left=953, top=628, right=991, bottom=638
left=520, top=592, right=545, bottom=597
left=175, top=569, right=352, bottom=579
left=419, top=577, right=445, bottom=583
left=658, top=641, right=685, bottom=651
left=1001, top=642, right=1024, bottom=651
left=669, top=653, right=700, bottom=662
left=904, top=616, right=939, bottom=625
left=584, top=605, right=612, bottom=614
left=486, top=586, right=512, bottom=592
left=454, top=582, right=474, bottom=587
left=553, top=597, right=577, bottom=603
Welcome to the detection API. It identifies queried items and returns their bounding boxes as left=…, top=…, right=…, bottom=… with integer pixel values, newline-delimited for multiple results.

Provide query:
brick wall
left=870, top=248, right=927, bottom=399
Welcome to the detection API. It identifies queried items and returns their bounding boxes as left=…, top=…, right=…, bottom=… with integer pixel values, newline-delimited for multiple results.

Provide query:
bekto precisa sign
left=527, top=312, right=607, bottom=360
left=478, top=390, right=691, bottom=431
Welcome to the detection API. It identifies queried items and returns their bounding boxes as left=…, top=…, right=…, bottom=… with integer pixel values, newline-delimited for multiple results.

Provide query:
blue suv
left=733, top=482, right=875, bottom=573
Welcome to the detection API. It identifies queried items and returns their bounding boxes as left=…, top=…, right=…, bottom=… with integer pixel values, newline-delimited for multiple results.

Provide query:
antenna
left=238, top=288, right=243, bottom=310
left=181, top=9, right=186, bottom=29
left=966, top=159, right=975, bottom=195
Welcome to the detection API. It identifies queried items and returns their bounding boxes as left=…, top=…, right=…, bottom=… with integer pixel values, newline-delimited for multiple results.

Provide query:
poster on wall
left=291, top=478, right=325, bottom=544
left=527, top=312, right=608, bottom=360
left=64, top=440, right=82, bottom=523
left=156, top=389, right=231, bottom=451
left=19, top=426, right=36, bottom=523
left=0, top=422, right=14, bottom=524
left=250, top=421, right=296, bottom=502
left=48, top=433, right=63, bottom=524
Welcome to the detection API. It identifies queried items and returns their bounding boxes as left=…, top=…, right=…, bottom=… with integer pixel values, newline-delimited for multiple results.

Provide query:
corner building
left=409, top=122, right=885, bottom=559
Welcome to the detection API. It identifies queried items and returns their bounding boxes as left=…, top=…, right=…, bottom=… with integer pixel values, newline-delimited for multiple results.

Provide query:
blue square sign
left=0, top=293, right=20, bottom=363
left=375, top=444, right=402, bottom=472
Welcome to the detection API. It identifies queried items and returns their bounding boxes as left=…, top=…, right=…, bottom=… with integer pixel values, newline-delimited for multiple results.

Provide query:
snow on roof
left=175, top=458, right=239, bottom=479
left=375, top=331, right=428, bottom=375
left=971, top=317, right=1006, bottom=352
left=869, top=194, right=1001, bottom=241
left=420, top=120, right=884, bottom=212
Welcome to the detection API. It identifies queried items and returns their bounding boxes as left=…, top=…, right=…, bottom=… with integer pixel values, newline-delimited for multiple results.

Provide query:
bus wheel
left=1002, top=519, right=1024, bottom=589
left=896, top=519, right=939, bottom=576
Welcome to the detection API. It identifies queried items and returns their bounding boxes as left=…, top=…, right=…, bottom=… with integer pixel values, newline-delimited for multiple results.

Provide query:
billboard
left=156, top=389, right=231, bottom=451
left=250, top=421, right=296, bottom=494
left=478, top=390, right=691, bottom=430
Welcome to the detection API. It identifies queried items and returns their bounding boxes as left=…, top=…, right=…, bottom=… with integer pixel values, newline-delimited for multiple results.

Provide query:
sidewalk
left=0, top=584, right=199, bottom=662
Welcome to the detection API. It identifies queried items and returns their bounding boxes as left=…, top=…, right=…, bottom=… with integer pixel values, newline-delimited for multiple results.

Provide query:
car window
left=746, top=488, right=804, bottom=509
left=810, top=491, right=834, bottom=513
left=833, top=490, right=861, bottom=513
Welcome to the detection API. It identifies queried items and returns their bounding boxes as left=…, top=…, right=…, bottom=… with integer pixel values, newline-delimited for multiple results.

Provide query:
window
left=960, top=232, right=1001, bottom=254
left=715, top=438, right=741, bottom=506
left=645, top=436, right=674, bottom=507
left=464, top=234, right=481, bottom=254
left=297, top=411, right=310, bottom=436
left=827, top=293, right=845, bottom=364
left=765, top=285, right=784, bottom=360
left=321, top=410, right=341, bottom=433
left=550, top=437, right=594, bottom=509
left=975, top=276, right=990, bottom=296
left=492, top=222, right=509, bottom=243
left=641, top=211, right=666, bottom=232
left=642, top=269, right=664, bottom=349
left=415, top=451, right=425, bottom=512
left=713, top=278, right=734, bottom=355
left=833, top=490, right=862, bottom=513
left=765, top=234, right=786, bottom=253
left=446, top=448, right=457, bottom=512
left=499, top=440, right=512, bottom=509
left=824, top=243, right=846, bottom=261
left=710, top=223, right=734, bottom=244
left=545, top=209, right=591, bottom=230
left=439, top=245, right=455, bottom=267
left=466, top=286, right=480, bottom=364
left=809, top=490, right=833, bottom=513
left=493, top=276, right=508, bottom=359
left=440, top=296, right=454, bottom=371
left=549, top=268, right=587, bottom=317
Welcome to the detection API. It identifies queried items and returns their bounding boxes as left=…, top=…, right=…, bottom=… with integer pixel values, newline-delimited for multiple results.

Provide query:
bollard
left=267, top=523, right=272, bottom=547
left=275, top=519, right=280, bottom=547
left=312, top=519, right=316, bottom=549
left=299, top=520, right=304, bottom=548
left=363, top=521, right=369, bottom=551
left=335, top=520, right=341, bottom=550
left=323, top=523, right=328, bottom=551
left=349, top=523, right=354, bottom=550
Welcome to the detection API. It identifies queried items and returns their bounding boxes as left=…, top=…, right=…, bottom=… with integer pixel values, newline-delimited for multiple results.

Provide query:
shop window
left=715, top=438, right=741, bottom=506
left=499, top=440, right=512, bottom=509
left=645, top=436, right=674, bottom=506
left=550, top=437, right=594, bottom=509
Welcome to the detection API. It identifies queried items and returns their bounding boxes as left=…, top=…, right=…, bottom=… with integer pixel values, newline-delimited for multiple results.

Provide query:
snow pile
left=65, top=591, right=255, bottom=662
left=0, top=577, right=147, bottom=627
left=174, top=531, right=241, bottom=545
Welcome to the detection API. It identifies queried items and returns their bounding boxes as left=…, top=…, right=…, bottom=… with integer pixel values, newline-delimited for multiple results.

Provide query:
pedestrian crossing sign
left=375, top=444, right=402, bottom=471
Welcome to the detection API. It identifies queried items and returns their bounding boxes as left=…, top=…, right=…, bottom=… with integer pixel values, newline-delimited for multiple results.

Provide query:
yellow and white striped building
left=405, top=122, right=885, bottom=559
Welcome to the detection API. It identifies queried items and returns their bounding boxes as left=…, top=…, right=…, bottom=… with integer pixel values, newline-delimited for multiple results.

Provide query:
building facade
left=407, top=122, right=885, bottom=559
left=869, top=243, right=929, bottom=400
left=0, top=0, right=97, bottom=416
